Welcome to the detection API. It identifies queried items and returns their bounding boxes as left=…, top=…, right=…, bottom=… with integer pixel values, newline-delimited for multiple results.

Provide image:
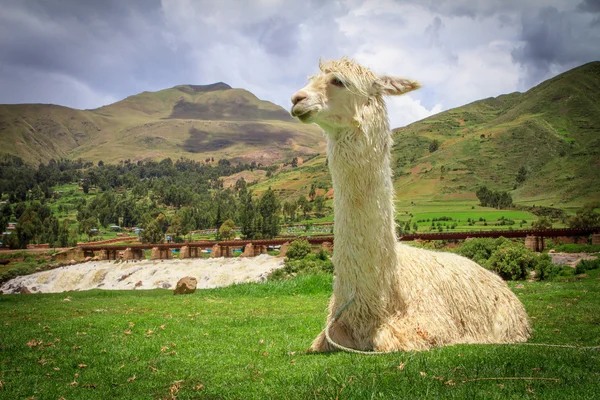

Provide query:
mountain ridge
left=0, top=82, right=325, bottom=164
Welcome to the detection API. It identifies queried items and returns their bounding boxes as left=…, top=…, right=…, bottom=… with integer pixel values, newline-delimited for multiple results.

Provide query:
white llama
left=290, top=58, right=530, bottom=352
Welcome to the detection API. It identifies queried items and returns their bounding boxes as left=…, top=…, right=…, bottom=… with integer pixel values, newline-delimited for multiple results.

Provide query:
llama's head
left=291, top=57, right=421, bottom=132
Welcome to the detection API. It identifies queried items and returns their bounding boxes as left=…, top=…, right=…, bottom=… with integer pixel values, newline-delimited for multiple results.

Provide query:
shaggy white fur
left=291, top=58, right=531, bottom=352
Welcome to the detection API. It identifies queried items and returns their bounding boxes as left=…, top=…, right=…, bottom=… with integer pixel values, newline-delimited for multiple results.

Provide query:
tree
left=238, top=187, right=257, bottom=239
left=155, top=213, right=169, bottom=234
left=282, top=201, right=296, bottom=223
left=428, top=139, right=439, bottom=153
left=476, top=186, right=513, bottom=209
left=57, top=219, right=73, bottom=247
left=297, top=196, right=309, bottom=219
left=532, top=216, right=552, bottom=230
left=234, top=177, right=247, bottom=193
left=515, top=166, right=527, bottom=185
left=285, top=239, right=312, bottom=260
left=79, top=216, right=98, bottom=238
left=140, top=219, right=164, bottom=244
left=303, top=201, right=313, bottom=218
left=291, top=157, right=298, bottom=168
left=314, top=195, right=326, bottom=216
left=219, top=219, right=236, bottom=241
left=412, top=222, right=418, bottom=232
left=259, top=187, right=280, bottom=238
left=309, top=184, right=317, bottom=201
left=568, top=202, right=600, bottom=228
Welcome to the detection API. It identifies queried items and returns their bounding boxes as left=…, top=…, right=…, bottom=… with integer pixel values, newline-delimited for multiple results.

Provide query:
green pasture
left=0, top=270, right=598, bottom=399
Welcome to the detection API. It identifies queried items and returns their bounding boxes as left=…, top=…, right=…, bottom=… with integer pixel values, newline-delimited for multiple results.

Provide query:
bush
left=486, top=242, right=536, bottom=280
left=456, top=237, right=513, bottom=266
left=535, top=253, right=563, bottom=281
left=285, top=239, right=312, bottom=260
left=269, top=253, right=333, bottom=280
left=575, top=258, right=600, bottom=274
left=553, top=243, right=600, bottom=253
left=457, top=237, right=550, bottom=281
left=0, top=263, right=40, bottom=284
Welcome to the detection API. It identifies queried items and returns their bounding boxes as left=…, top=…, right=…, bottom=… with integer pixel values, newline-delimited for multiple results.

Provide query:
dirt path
left=549, top=252, right=597, bottom=267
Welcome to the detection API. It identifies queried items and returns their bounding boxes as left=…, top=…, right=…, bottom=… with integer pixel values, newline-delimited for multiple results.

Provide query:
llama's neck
left=326, top=121, right=400, bottom=303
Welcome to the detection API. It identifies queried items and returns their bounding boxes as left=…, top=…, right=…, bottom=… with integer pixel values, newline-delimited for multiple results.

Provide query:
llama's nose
left=291, top=91, right=308, bottom=105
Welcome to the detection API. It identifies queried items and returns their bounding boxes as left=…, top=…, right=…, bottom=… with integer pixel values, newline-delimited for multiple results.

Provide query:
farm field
left=394, top=199, right=544, bottom=232
left=0, top=271, right=598, bottom=399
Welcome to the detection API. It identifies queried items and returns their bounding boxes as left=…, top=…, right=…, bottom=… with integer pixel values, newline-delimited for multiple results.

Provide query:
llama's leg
left=309, top=318, right=356, bottom=352
left=372, top=316, right=437, bottom=352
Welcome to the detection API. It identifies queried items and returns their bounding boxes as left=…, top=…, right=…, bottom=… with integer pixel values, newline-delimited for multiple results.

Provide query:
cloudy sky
left=1, top=0, right=599, bottom=128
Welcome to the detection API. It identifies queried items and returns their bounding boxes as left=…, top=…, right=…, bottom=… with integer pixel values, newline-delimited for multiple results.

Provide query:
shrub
left=456, top=237, right=512, bottom=266
left=554, top=243, right=600, bottom=253
left=575, top=258, right=600, bottom=275
left=457, top=237, right=547, bottom=281
left=285, top=239, right=312, bottom=260
left=269, top=253, right=333, bottom=280
left=486, top=242, right=536, bottom=280
left=535, top=253, right=563, bottom=281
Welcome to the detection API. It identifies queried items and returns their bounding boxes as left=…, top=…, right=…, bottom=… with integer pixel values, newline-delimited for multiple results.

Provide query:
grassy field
left=0, top=271, right=598, bottom=399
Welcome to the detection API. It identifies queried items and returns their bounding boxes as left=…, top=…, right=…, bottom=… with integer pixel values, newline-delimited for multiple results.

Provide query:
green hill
left=390, top=61, right=600, bottom=208
left=0, top=83, right=325, bottom=165
left=255, top=62, right=600, bottom=209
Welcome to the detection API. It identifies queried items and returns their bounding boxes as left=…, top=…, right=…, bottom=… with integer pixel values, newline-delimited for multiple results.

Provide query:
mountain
left=0, top=83, right=325, bottom=164
left=255, top=62, right=600, bottom=207
left=390, top=61, right=600, bottom=207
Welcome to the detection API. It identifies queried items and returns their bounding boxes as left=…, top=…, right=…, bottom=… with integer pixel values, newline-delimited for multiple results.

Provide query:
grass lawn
left=0, top=270, right=599, bottom=399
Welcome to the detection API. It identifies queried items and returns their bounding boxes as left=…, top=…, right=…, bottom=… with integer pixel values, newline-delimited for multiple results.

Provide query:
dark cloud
left=511, top=6, right=600, bottom=87
left=577, top=0, right=600, bottom=13
left=0, top=0, right=192, bottom=107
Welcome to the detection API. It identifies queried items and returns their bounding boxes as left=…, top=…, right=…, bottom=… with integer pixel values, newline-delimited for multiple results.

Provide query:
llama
left=290, top=58, right=531, bottom=352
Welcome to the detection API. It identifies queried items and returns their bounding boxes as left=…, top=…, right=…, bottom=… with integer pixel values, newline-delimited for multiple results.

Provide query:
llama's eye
left=330, top=77, right=345, bottom=88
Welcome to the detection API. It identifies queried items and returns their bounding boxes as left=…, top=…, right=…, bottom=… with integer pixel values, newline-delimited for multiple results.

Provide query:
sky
left=1, top=0, right=599, bottom=128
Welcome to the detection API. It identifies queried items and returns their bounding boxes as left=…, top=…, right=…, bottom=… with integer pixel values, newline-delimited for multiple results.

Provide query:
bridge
left=53, top=227, right=599, bottom=261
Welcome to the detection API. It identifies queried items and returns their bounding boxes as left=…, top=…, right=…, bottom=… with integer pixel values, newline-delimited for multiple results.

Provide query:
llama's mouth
left=290, top=108, right=315, bottom=122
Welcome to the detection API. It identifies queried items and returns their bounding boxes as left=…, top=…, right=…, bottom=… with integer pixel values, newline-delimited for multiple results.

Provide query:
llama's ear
left=375, top=75, right=421, bottom=96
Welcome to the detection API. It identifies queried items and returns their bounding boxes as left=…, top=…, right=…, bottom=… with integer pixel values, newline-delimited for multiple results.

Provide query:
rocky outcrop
left=173, top=276, right=197, bottom=295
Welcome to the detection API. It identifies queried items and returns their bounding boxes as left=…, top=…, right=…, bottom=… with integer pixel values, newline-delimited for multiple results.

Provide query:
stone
left=515, top=283, right=525, bottom=289
left=135, top=281, right=143, bottom=288
left=241, top=243, right=254, bottom=257
left=16, top=286, right=31, bottom=294
left=174, top=276, right=197, bottom=295
left=211, top=244, right=222, bottom=258
left=70, top=259, right=77, bottom=265
left=180, top=246, right=190, bottom=259
left=85, top=256, right=92, bottom=262
left=279, top=242, right=290, bottom=257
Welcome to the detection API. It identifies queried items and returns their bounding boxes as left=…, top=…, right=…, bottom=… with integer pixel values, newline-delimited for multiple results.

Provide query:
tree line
left=0, top=155, right=287, bottom=248
left=475, top=186, right=513, bottom=209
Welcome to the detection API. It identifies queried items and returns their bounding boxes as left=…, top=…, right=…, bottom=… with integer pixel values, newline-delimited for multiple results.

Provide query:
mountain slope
left=0, top=83, right=325, bottom=164
left=390, top=61, right=600, bottom=206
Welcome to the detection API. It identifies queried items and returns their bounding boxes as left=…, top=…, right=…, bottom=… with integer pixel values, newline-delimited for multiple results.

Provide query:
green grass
left=1, top=272, right=598, bottom=399
left=550, top=243, right=600, bottom=253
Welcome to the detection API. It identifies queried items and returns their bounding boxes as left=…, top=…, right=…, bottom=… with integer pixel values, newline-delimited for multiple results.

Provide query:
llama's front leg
left=308, top=318, right=355, bottom=352
left=372, top=318, right=435, bottom=352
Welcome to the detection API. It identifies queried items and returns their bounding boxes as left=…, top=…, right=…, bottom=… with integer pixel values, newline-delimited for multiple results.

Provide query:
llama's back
left=391, top=243, right=530, bottom=349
